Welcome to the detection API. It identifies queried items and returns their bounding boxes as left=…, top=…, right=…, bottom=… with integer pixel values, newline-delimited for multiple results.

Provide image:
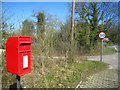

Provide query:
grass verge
left=2, top=57, right=109, bottom=88
left=105, top=44, right=116, bottom=46
left=103, top=47, right=117, bottom=54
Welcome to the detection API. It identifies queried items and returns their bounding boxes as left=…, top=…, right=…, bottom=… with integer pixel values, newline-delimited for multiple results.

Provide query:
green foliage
left=75, top=2, right=109, bottom=51
left=36, top=11, right=46, bottom=40
left=21, top=19, right=35, bottom=36
left=107, top=26, right=118, bottom=44
left=21, top=19, right=35, bottom=43
left=75, top=22, right=90, bottom=49
left=88, top=2, right=100, bottom=50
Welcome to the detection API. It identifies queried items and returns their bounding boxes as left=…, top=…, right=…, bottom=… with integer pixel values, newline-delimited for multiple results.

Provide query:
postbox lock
left=25, top=51, right=26, bottom=54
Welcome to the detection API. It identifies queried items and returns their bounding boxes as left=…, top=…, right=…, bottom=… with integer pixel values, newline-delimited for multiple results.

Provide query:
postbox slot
left=20, top=43, right=31, bottom=45
left=19, top=50, right=31, bottom=53
left=27, top=51, right=31, bottom=52
left=19, top=43, right=31, bottom=51
left=19, top=51, right=24, bottom=53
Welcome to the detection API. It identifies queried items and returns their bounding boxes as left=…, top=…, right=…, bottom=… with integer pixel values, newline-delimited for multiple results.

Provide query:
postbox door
left=18, top=50, right=31, bottom=76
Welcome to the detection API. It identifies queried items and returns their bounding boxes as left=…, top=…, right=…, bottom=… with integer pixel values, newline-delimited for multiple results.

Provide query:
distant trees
left=2, top=2, right=118, bottom=52
left=45, top=15, right=62, bottom=51
left=21, top=19, right=35, bottom=36
left=21, top=11, right=46, bottom=44
left=21, top=19, right=35, bottom=43
left=108, top=25, right=118, bottom=44
left=102, top=2, right=118, bottom=44
left=75, top=2, right=90, bottom=52
left=87, top=2, right=100, bottom=49
left=73, top=2, right=118, bottom=52
left=36, top=11, right=46, bottom=40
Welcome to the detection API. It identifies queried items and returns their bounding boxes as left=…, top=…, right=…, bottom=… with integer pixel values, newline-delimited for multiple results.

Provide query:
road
left=107, top=45, right=120, bottom=52
left=87, top=53, right=118, bottom=69
left=76, top=52, right=119, bottom=88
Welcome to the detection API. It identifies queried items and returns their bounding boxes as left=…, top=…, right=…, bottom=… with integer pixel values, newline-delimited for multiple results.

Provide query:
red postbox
left=6, top=36, right=31, bottom=76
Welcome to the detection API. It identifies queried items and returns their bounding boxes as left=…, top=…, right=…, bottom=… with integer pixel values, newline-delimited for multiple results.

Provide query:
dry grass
left=19, top=57, right=108, bottom=88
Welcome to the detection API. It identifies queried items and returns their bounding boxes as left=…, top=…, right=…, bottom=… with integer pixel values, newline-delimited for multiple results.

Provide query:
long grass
left=21, top=59, right=108, bottom=88
left=2, top=55, right=109, bottom=88
left=105, top=44, right=116, bottom=46
left=2, top=43, right=110, bottom=88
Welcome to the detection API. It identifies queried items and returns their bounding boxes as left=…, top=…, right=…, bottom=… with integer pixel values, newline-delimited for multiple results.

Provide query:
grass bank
left=103, top=47, right=117, bottom=54
left=22, top=60, right=109, bottom=88
left=105, top=44, right=116, bottom=46
left=2, top=56, right=109, bottom=88
left=85, top=46, right=117, bottom=56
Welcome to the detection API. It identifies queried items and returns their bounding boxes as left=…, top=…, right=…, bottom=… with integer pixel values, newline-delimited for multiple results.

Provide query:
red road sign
left=98, top=31, right=106, bottom=39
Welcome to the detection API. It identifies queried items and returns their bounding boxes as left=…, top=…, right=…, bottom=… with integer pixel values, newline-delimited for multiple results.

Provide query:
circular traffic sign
left=98, top=31, right=106, bottom=39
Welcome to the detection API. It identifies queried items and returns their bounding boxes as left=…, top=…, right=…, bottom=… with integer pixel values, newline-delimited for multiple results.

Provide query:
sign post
left=98, top=32, right=106, bottom=62
left=101, top=39, right=103, bottom=62
left=17, top=75, right=20, bottom=90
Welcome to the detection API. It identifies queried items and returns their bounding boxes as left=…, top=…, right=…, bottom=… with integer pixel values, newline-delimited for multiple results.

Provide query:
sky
left=2, top=1, right=119, bottom=30
left=2, top=2, right=70, bottom=29
left=1, top=0, right=120, bottom=2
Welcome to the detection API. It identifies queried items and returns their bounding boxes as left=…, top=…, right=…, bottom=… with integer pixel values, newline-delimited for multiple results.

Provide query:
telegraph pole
left=69, top=0, right=75, bottom=63
left=71, top=0, right=75, bottom=41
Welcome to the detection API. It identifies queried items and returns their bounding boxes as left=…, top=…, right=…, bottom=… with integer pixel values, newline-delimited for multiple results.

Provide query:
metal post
left=17, top=75, right=20, bottom=90
left=100, top=39, right=103, bottom=61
